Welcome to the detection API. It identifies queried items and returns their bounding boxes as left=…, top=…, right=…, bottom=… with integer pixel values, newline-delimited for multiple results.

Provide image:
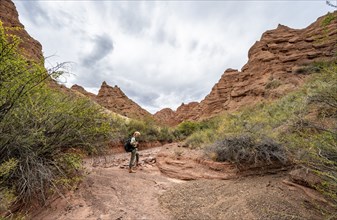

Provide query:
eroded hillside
left=155, top=12, right=337, bottom=125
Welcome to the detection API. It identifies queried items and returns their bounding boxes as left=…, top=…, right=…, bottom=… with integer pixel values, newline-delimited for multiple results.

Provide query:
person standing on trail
left=129, top=131, right=141, bottom=173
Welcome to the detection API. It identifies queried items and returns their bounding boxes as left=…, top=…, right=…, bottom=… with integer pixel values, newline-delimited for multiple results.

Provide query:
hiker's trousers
left=129, top=148, right=139, bottom=168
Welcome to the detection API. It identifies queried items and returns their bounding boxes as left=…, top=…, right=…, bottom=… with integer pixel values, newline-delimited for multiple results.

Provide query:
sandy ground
left=30, top=143, right=330, bottom=220
left=31, top=146, right=181, bottom=220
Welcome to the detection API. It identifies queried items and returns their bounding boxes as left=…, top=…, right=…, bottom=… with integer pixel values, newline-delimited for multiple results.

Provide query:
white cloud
left=13, top=1, right=334, bottom=113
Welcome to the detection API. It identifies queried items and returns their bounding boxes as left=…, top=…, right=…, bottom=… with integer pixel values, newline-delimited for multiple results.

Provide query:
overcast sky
left=13, top=0, right=334, bottom=113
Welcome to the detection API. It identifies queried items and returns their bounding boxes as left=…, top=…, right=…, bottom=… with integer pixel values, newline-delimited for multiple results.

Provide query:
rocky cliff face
left=72, top=81, right=152, bottom=119
left=0, top=0, right=43, bottom=61
left=155, top=12, right=337, bottom=125
left=153, top=108, right=176, bottom=126
left=154, top=102, right=199, bottom=126
left=96, top=81, right=151, bottom=118
left=71, top=84, right=97, bottom=100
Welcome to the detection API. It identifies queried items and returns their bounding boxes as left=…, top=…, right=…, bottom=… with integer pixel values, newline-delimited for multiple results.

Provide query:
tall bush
left=0, top=21, right=113, bottom=211
left=0, top=21, right=48, bottom=122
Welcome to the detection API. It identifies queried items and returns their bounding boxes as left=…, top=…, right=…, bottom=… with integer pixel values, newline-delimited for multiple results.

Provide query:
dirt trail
left=31, top=143, right=328, bottom=220
left=32, top=146, right=182, bottom=220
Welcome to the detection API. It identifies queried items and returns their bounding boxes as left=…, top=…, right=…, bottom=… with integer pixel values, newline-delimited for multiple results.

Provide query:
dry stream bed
left=32, top=143, right=330, bottom=220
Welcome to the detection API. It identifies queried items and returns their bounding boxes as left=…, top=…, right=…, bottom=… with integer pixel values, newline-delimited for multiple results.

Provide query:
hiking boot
left=129, top=169, right=136, bottom=173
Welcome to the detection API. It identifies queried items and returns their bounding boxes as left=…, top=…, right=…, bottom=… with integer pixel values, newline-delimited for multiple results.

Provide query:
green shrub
left=0, top=21, right=48, bottom=123
left=0, top=188, right=16, bottom=214
left=0, top=159, right=18, bottom=212
left=307, top=61, right=337, bottom=117
left=265, top=79, right=282, bottom=89
left=54, top=153, right=84, bottom=189
left=0, top=87, right=113, bottom=206
left=173, top=121, right=200, bottom=139
left=157, top=127, right=174, bottom=142
left=124, top=118, right=174, bottom=142
left=198, top=116, right=222, bottom=130
left=185, top=129, right=218, bottom=149
left=293, top=65, right=322, bottom=75
left=321, top=12, right=337, bottom=27
left=281, top=63, right=337, bottom=204
left=0, top=21, right=113, bottom=210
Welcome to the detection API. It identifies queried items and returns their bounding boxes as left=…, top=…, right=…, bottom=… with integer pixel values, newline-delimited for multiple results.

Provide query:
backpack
left=124, top=138, right=133, bottom=152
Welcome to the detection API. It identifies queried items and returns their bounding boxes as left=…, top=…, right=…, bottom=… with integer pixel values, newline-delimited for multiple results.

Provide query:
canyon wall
left=0, top=0, right=43, bottom=61
left=155, top=12, right=337, bottom=125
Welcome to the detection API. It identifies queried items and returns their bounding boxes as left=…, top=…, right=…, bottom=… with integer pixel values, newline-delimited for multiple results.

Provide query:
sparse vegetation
left=174, top=148, right=184, bottom=158
left=293, top=64, right=322, bottom=75
left=282, top=61, right=337, bottom=205
left=265, top=79, right=282, bottom=90
left=185, top=60, right=337, bottom=209
left=184, top=129, right=218, bottom=149
left=321, top=12, right=337, bottom=27
left=173, top=117, right=222, bottom=145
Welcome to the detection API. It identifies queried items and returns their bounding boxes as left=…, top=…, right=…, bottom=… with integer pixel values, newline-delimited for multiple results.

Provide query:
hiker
left=128, top=131, right=141, bottom=173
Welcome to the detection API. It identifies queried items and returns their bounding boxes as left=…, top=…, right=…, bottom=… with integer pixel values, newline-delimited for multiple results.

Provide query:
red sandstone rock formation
left=5, top=0, right=335, bottom=125
left=175, top=102, right=199, bottom=121
left=154, top=102, right=199, bottom=125
left=71, top=84, right=97, bottom=100
left=96, top=81, right=152, bottom=119
left=153, top=108, right=177, bottom=126
left=72, top=81, right=152, bottom=119
left=155, top=12, right=337, bottom=124
left=0, top=0, right=43, bottom=61
left=154, top=102, right=200, bottom=126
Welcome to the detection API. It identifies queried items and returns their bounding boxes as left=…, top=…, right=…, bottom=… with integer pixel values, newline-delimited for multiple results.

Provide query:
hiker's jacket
left=130, top=137, right=138, bottom=148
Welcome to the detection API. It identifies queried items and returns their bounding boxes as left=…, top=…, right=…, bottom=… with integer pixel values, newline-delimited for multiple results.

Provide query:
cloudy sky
left=13, top=0, right=334, bottom=113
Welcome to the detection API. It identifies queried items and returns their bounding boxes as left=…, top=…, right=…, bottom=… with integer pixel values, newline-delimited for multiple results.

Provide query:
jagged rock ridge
left=154, top=102, right=199, bottom=126
left=0, top=0, right=43, bottom=61
left=71, top=82, right=152, bottom=119
left=155, top=12, right=337, bottom=125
